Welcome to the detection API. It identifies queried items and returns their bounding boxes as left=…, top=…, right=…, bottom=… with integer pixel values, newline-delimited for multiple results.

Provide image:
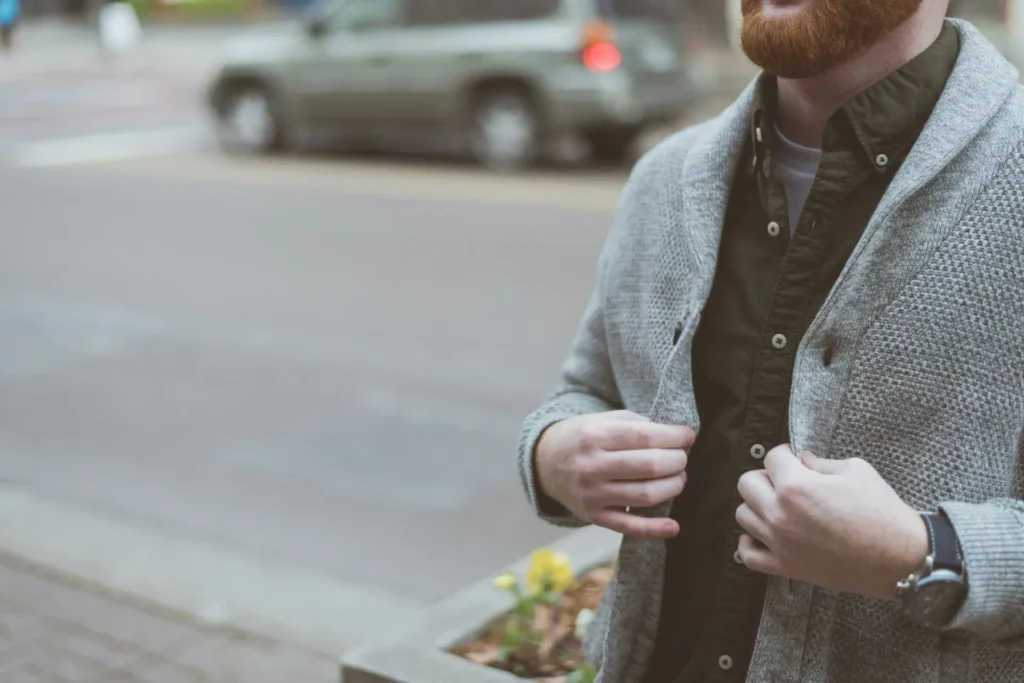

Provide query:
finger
left=735, top=503, right=773, bottom=546
left=603, top=448, right=688, bottom=480
left=763, top=443, right=803, bottom=487
left=737, top=533, right=784, bottom=575
left=736, top=470, right=776, bottom=519
left=592, top=509, right=679, bottom=539
left=600, top=422, right=696, bottom=451
left=599, top=474, right=686, bottom=509
left=801, top=451, right=848, bottom=475
left=607, top=410, right=651, bottom=423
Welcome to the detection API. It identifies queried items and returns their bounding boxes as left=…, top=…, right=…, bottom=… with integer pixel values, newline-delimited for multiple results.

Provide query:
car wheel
left=587, top=128, right=640, bottom=166
left=217, top=85, right=287, bottom=155
left=470, top=89, right=541, bottom=172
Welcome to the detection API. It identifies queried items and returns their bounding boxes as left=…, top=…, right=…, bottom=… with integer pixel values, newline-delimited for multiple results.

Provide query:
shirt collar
left=749, top=20, right=960, bottom=175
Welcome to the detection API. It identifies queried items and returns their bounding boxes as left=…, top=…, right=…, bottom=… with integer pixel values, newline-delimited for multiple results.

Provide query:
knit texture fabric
left=518, top=20, right=1024, bottom=683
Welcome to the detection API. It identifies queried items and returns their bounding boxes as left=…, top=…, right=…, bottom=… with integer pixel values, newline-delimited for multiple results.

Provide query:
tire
left=469, top=87, right=542, bottom=172
left=586, top=127, right=641, bottom=166
left=216, top=84, right=288, bottom=156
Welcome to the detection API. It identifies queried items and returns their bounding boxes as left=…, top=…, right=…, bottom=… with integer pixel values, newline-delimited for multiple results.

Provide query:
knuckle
left=575, top=457, right=603, bottom=486
left=774, top=479, right=803, bottom=503
left=637, top=483, right=661, bottom=507
left=639, top=456, right=661, bottom=478
left=763, top=505, right=785, bottom=529
left=581, top=499, right=602, bottom=520
left=588, top=508, right=609, bottom=527
left=576, top=426, right=603, bottom=452
left=623, top=424, right=653, bottom=449
left=577, top=483, right=598, bottom=507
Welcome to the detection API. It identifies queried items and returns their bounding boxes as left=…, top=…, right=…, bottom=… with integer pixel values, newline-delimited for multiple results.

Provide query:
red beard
left=740, top=0, right=923, bottom=78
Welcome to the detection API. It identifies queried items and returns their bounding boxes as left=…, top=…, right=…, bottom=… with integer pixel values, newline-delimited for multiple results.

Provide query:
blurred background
left=0, top=1, right=1021, bottom=682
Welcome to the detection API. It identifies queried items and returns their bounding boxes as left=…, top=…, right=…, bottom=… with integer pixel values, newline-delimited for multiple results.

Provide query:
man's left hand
left=735, top=445, right=929, bottom=601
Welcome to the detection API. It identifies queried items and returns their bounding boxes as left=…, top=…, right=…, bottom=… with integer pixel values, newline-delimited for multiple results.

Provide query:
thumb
left=801, top=452, right=848, bottom=475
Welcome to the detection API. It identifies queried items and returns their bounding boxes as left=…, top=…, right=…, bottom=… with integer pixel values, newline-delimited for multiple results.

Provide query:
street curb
left=341, top=526, right=621, bottom=683
left=0, top=482, right=427, bottom=658
left=0, top=547, right=267, bottom=642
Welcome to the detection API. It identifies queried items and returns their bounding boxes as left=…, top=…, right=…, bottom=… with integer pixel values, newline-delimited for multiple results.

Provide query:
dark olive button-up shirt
left=644, top=22, right=960, bottom=683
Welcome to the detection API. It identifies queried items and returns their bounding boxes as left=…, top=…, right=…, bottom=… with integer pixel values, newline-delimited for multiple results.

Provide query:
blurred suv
left=208, top=0, right=700, bottom=170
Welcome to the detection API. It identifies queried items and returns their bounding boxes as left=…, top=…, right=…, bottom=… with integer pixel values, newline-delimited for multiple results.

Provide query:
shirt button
left=733, top=549, right=744, bottom=564
left=771, top=333, right=788, bottom=349
left=767, top=221, right=780, bottom=237
left=750, top=443, right=766, bottom=459
left=875, top=153, right=889, bottom=167
left=719, top=655, right=734, bottom=671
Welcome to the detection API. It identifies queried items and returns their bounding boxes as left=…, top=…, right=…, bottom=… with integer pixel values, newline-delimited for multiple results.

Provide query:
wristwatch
left=895, top=511, right=968, bottom=628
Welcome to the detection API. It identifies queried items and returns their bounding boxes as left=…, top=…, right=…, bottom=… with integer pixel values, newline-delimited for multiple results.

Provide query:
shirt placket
left=701, top=152, right=849, bottom=683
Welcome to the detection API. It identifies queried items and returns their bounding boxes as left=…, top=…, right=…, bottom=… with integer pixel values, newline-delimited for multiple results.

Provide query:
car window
left=600, top=0, right=684, bottom=22
left=328, top=0, right=405, bottom=32
left=407, top=0, right=559, bottom=26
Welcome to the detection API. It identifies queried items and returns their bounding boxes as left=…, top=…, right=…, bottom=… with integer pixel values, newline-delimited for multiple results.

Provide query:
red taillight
left=581, top=21, right=621, bottom=73
left=582, top=42, right=622, bottom=73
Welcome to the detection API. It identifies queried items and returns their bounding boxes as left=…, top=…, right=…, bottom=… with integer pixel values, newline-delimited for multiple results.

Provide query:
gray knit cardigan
left=518, top=20, right=1024, bottom=683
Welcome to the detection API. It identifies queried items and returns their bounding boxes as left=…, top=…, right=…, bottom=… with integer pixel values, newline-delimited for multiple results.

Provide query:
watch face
left=909, top=570, right=967, bottom=627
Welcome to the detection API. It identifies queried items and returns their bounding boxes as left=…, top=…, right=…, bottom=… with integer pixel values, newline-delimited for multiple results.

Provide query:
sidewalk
left=0, top=553, right=337, bottom=683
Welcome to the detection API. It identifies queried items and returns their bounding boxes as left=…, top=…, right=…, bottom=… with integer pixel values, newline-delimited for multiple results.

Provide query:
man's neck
left=775, top=12, right=947, bottom=148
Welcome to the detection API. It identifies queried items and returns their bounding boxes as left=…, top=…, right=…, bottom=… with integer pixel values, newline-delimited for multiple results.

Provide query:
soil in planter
left=449, top=564, right=613, bottom=683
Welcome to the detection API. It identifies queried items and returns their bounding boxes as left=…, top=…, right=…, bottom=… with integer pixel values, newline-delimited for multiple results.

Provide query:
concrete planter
left=340, top=526, right=621, bottom=683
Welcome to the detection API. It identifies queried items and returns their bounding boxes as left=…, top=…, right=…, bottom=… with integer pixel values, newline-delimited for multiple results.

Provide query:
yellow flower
left=493, top=573, right=518, bottom=591
left=526, top=548, right=575, bottom=595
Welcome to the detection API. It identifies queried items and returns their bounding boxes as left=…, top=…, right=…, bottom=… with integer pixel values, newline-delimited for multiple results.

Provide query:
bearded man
left=518, top=2, right=1024, bottom=682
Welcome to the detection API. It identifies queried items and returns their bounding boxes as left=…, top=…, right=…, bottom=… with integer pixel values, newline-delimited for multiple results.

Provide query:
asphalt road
left=0, top=22, right=692, bottom=653
left=0, top=140, right=628, bottom=604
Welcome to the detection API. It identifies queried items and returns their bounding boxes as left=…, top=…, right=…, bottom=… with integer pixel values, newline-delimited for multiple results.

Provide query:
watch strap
left=922, top=512, right=963, bottom=574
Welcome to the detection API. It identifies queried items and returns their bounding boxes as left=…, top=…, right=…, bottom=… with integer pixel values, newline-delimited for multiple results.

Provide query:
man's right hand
left=534, top=410, right=694, bottom=539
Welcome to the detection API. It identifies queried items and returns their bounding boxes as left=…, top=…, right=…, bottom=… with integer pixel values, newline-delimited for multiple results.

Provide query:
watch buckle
left=895, top=554, right=934, bottom=598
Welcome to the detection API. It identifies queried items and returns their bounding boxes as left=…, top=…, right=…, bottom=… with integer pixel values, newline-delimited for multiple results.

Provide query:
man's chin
left=743, top=0, right=924, bottom=79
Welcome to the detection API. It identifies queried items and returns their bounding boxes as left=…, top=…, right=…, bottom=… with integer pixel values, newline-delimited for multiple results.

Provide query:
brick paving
left=0, top=555, right=338, bottom=683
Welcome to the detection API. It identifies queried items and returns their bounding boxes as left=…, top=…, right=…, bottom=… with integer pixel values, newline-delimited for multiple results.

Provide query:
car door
left=292, top=0, right=407, bottom=127
left=378, top=0, right=468, bottom=128
left=383, top=0, right=566, bottom=129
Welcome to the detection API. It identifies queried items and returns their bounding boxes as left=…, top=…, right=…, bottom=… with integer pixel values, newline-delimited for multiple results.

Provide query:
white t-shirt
left=772, top=123, right=823, bottom=234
